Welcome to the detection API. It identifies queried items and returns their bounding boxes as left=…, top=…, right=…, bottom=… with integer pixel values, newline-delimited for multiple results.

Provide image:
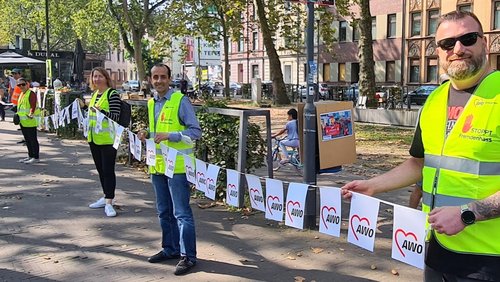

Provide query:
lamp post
left=45, top=0, right=51, bottom=88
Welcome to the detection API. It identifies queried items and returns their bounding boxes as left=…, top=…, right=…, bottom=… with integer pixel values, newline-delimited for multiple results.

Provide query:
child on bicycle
left=272, top=108, right=299, bottom=165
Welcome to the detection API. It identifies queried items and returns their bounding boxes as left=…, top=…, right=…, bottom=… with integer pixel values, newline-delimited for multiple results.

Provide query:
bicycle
left=271, top=137, right=303, bottom=175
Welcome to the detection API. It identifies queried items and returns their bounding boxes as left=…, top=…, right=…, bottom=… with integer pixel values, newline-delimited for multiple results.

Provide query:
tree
left=253, top=0, right=290, bottom=105
left=107, top=0, right=168, bottom=85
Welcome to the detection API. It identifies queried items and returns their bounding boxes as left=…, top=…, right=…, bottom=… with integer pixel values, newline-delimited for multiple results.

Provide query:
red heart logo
left=249, top=188, right=260, bottom=205
left=350, top=214, right=370, bottom=241
left=267, top=195, right=280, bottom=215
left=394, top=228, right=418, bottom=257
left=286, top=201, right=301, bottom=223
left=227, top=184, right=237, bottom=200
left=321, top=205, right=337, bottom=229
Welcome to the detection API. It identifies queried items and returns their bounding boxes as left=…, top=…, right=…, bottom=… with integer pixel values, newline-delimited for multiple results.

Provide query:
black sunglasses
left=17, top=83, right=26, bottom=87
left=437, top=32, right=482, bottom=51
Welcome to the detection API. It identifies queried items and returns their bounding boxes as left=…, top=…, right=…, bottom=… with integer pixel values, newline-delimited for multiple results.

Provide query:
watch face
left=461, top=210, right=475, bottom=225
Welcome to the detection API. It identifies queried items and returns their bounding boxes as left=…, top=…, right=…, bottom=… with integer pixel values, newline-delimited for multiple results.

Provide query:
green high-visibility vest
left=18, top=90, right=40, bottom=127
left=420, top=71, right=500, bottom=256
left=147, top=91, right=194, bottom=175
left=88, top=88, right=114, bottom=145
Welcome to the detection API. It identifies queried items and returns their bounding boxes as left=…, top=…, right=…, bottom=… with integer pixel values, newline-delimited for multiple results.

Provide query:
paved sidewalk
left=0, top=113, right=422, bottom=281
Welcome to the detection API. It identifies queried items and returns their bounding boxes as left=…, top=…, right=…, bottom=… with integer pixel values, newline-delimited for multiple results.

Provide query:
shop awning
left=0, top=51, right=45, bottom=64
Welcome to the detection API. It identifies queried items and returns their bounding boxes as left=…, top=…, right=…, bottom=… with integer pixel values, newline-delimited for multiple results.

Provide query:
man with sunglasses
left=342, top=10, right=499, bottom=281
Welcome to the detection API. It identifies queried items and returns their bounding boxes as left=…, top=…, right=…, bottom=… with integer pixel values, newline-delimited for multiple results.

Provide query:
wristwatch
left=460, top=204, right=476, bottom=225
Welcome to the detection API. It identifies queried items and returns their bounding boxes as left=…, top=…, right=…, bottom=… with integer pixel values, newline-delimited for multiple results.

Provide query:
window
left=122, top=50, right=125, bottom=62
left=353, top=24, right=360, bottom=41
left=387, top=14, right=396, bottom=38
left=458, top=4, right=471, bottom=12
left=237, top=37, right=244, bottom=52
left=339, top=21, right=347, bottom=42
left=252, top=65, right=259, bottom=78
left=409, top=59, right=420, bottom=83
left=386, top=61, right=396, bottom=82
left=117, top=49, right=120, bottom=62
left=427, top=10, right=439, bottom=36
left=371, top=17, right=377, bottom=39
left=323, top=63, right=331, bottom=81
left=426, top=58, right=438, bottom=83
left=411, top=12, right=421, bottom=37
left=252, top=32, right=258, bottom=50
left=338, top=63, right=346, bottom=81
left=495, top=1, right=500, bottom=30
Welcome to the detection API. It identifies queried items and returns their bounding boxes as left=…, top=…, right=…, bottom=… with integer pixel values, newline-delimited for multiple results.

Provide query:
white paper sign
left=160, top=143, right=169, bottom=163
left=112, top=124, right=125, bottom=150
left=165, top=148, right=177, bottom=178
left=245, top=174, right=265, bottom=212
left=50, top=114, right=59, bottom=129
left=82, top=117, right=89, bottom=137
left=225, top=169, right=240, bottom=207
left=284, top=183, right=309, bottom=229
left=145, top=139, right=157, bottom=166
left=205, top=164, right=220, bottom=200
left=65, top=105, right=71, bottom=123
left=128, top=131, right=135, bottom=156
left=95, top=111, right=105, bottom=133
left=134, top=134, right=142, bottom=160
left=319, top=187, right=342, bottom=237
left=347, top=193, right=380, bottom=252
left=183, top=155, right=196, bottom=184
left=72, top=100, right=79, bottom=119
left=195, top=159, right=207, bottom=193
left=265, top=178, right=284, bottom=222
left=77, top=106, right=84, bottom=129
left=391, top=205, right=426, bottom=269
left=58, top=109, right=66, bottom=126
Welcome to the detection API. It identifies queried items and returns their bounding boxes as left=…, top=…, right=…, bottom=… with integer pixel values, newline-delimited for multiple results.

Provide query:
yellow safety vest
left=147, top=91, right=194, bottom=175
left=420, top=71, right=500, bottom=256
left=88, top=88, right=114, bottom=145
left=18, top=90, right=40, bottom=127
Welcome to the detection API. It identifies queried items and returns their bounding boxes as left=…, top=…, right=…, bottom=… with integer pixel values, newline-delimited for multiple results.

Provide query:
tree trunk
left=132, top=29, right=146, bottom=82
left=357, top=0, right=376, bottom=103
left=219, top=9, right=231, bottom=98
left=254, top=0, right=290, bottom=105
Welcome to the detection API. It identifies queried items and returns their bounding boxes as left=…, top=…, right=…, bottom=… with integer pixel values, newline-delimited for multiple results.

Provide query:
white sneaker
left=105, top=204, right=117, bottom=217
left=18, top=157, right=30, bottom=163
left=24, top=158, right=39, bottom=164
left=89, top=197, right=106, bottom=209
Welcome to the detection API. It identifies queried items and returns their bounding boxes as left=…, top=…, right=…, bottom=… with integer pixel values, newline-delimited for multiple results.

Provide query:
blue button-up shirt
left=153, top=89, right=201, bottom=142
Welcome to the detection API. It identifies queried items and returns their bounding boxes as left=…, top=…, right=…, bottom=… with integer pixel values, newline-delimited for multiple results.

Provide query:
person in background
left=138, top=64, right=201, bottom=275
left=77, top=67, right=121, bottom=217
left=9, top=68, right=22, bottom=112
left=342, top=11, right=499, bottom=281
left=16, top=78, right=40, bottom=164
left=271, top=108, right=299, bottom=166
left=0, top=78, right=7, bottom=121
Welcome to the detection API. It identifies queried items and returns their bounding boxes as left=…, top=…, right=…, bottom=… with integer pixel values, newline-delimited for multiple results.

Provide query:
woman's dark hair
left=287, top=108, right=298, bottom=120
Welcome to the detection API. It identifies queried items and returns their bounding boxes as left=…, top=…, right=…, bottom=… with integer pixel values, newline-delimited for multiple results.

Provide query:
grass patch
left=355, top=123, right=414, bottom=145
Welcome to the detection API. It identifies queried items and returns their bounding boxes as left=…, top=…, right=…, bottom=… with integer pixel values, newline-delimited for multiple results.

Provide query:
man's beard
left=443, top=49, right=486, bottom=80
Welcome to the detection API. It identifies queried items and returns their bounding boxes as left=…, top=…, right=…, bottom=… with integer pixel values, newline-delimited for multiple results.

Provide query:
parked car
left=299, top=83, right=330, bottom=100
left=122, top=80, right=140, bottom=91
left=229, top=81, right=242, bottom=95
left=343, top=83, right=359, bottom=101
left=200, top=80, right=224, bottom=96
left=405, top=85, right=438, bottom=105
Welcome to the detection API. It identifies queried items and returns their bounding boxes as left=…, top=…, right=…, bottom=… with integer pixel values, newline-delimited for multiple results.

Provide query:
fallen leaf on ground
left=391, top=269, right=399, bottom=276
left=294, top=276, right=306, bottom=282
left=286, top=255, right=296, bottom=260
left=311, top=247, right=324, bottom=254
left=370, top=264, right=377, bottom=270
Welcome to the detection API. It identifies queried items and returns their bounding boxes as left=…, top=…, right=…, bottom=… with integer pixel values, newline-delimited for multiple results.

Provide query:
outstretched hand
left=341, top=180, right=375, bottom=200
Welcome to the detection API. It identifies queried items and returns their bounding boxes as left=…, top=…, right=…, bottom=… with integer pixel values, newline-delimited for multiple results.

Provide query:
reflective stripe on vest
left=87, top=88, right=114, bottom=145
left=420, top=71, right=500, bottom=256
left=17, top=90, right=40, bottom=127
left=147, top=92, right=194, bottom=175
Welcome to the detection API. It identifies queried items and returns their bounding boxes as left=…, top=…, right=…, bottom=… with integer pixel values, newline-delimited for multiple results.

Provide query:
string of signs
left=39, top=99, right=428, bottom=270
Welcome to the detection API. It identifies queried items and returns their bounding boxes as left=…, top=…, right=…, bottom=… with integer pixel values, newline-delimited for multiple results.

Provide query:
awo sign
left=391, top=205, right=426, bottom=269
left=226, top=169, right=240, bottom=207
left=347, top=193, right=380, bottom=252
left=183, top=155, right=196, bottom=184
left=319, top=187, right=342, bottom=237
left=165, top=148, right=178, bottom=178
left=265, top=178, right=284, bottom=222
left=245, top=174, right=265, bottom=212
left=205, top=164, right=220, bottom=200
left=195, top=159, right=207, bottom=193
left=284, top=183, right=308, bottom=229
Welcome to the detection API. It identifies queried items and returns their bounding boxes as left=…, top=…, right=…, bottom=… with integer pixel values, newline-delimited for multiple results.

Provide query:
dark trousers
left=0, top=104, right=5, bottom=120
left=20, top=125, right=39, bottom=159
left=89, top=142, right=117, bottom=199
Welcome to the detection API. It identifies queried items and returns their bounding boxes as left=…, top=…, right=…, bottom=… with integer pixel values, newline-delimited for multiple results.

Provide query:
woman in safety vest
left=77, top=67, right=122, bottom=217
left=16, top=78, right=40, bottom=164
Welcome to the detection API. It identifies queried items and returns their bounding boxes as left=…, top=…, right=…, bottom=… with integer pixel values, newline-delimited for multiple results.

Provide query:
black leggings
left=20, top=125, right=39, bottom=159
left=89, top=142, right=117, bottom=199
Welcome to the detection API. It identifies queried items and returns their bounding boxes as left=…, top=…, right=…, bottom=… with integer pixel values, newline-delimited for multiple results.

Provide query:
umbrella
left=73, top=39, right=84, bottom=84
left=0, top=51, right=45, bottom=64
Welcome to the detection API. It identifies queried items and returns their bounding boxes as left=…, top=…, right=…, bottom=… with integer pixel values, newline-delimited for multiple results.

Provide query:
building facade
left=404, top=0, right=500, bottom=85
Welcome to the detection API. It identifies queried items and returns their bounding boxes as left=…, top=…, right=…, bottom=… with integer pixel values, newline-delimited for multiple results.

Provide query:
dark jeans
left=89, top=142, right=117, bottom=199
left=0, top=104, right=5, bottom=120
left=20, top=125, right=39, bottom=159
